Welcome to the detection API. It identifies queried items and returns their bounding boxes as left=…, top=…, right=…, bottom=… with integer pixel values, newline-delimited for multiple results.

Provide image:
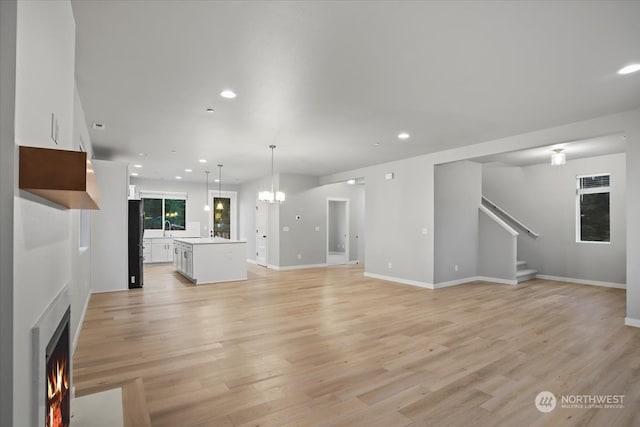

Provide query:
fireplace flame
left=47, top=359, right=69, bottom=427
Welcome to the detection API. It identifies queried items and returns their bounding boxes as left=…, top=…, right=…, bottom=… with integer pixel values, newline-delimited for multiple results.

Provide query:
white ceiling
left=71, top=1, right=640, bottom=184
left=472, top=134, right=627, bottom=167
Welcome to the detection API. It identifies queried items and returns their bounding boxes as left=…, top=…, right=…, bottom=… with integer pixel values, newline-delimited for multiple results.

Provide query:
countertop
left=173, top=237, right=247, bottom=245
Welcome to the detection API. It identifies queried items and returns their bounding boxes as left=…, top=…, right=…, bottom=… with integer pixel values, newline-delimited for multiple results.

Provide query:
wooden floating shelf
left=19, top=145, right=100, bottom=209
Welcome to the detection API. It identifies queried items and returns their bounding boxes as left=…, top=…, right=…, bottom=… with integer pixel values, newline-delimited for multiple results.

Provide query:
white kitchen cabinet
left=144, top=238, right=174, bottom=263
left=173, top=238, right=247, bottom=284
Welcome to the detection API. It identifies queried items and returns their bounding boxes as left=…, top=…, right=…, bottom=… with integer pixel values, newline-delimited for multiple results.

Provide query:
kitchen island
left=173, top=238, right=247, bottom=285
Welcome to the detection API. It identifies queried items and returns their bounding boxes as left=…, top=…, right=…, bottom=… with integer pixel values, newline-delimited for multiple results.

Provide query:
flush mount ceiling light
left=617, top=64, right=640, bottom=75
left=551, top=149, right=566, bottom=166
left=397, top=132, right=410, bottom=140
left=204, top=170, right=211, bottom=211
left=220, top=90, right=237, bottom=99
left=185, top=168, right=192, bottom=172
left=199, top=159, right=207, bottom=163
left=258, top=145, right=285, bottom=203
left=216, top=164, right=224, bottom=210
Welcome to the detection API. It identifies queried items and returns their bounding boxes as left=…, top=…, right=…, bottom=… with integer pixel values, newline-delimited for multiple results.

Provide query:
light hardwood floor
left=73, top=264, right=640, bottom=426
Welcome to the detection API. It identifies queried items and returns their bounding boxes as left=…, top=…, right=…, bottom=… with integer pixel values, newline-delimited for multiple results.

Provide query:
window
left=576, top=174, right=610, bottom=243
left=141, top=192, right=187, bottom=231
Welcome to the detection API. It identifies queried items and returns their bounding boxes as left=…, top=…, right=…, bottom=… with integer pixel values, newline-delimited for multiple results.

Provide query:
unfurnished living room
left=2, top=1, right=640, bottom=426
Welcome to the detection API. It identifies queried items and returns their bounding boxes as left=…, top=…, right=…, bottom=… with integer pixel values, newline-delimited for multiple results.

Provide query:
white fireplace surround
left=32, top=285, right=71, bottom=427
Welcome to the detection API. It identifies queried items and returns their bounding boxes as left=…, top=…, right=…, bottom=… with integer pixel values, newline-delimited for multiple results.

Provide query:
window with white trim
left=576, top=174, right=610, bottom=243
left=139, top=191, right=187, bottom=231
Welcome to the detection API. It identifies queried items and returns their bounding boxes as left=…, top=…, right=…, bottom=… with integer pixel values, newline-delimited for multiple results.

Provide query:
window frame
left=575, top=173, right=611, bottom=244
left=140, top=191, right=188, bottom=237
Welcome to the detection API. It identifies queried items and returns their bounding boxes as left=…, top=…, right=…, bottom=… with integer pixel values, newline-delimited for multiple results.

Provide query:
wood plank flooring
left=73, top=264, right=640, bottom=426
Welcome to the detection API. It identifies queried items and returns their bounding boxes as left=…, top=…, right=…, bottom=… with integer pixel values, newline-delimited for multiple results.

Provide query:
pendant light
left=551, top=148, right=566, bottom=166
left=204, top=170, right=211, bottom=211
left=258, top=145, right=285, bottom=203
left=216, top=164, right=224, bottom=210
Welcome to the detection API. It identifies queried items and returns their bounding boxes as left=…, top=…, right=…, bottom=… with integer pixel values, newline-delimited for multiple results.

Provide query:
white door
left=327, top=198, right=349, bottom=265
left=256, top=202, right=268, bottom=266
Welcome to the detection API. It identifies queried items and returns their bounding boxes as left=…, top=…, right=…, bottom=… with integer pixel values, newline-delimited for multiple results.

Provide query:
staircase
left=516, top=260, right=537, bottom=283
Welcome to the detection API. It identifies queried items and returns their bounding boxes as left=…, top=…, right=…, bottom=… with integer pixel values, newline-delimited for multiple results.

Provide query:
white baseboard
left=536, top=274, right=625, bottom=289
left=246, top=258, right=257, bottom=264
left=434, top=276, right=518, bottom=288
left=625, top=317, right=640, bottom=328
left=364, top=272, right=434, bottom=289
left=271, top=263, right=329, bottom=271
left=72, top=291, right=91, bottom=355
left=475, top=276, right=519, bottom=286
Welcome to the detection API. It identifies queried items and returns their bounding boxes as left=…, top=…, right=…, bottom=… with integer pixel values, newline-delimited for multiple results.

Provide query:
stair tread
left=516, top=268, right=537, bottom=277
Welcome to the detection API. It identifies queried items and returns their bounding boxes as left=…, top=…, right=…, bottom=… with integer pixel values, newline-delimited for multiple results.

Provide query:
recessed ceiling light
left=130, top=172, right=139, bottom=177
left=214, top=178, right=220, bottom=183
left=138, top=152, right=147, bottom=157
left=133, top=164, right=142, bottom=168
left=92, top=123, right=105, bottom=130
left=185, top=168, right=192, bottom=172
left=347, top=179, right=356, bottom=185
left=220, top=90, right=237, bottom=99
left=618, top=64, right=640, bottom=75
left=206, top=108, right=215, bottom=113
left=176, top=176, right=182, bottom=180
left=171, top=150, right=177, bottom=154
left=373, top=142, right=381, bottom=146
left=398, top=132, right=410, bottom=140
left=199, top=159, right=207, bottom=163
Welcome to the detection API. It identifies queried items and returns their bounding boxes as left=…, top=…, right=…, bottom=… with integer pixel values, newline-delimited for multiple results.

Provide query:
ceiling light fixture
left=133, top=164, right=142, bottom=168
left=185, top=169, right=192, bottom=172
left=551, top=149, right=566, bottom=166
left=347, top=179, right=356, bottom=185
left=258, top=145, right=285, bottom=203
left=204, top=171, right=211, bottom=211
left=206, top=108, right=215, bottom=113
left=398, top=132, right=410, bottom=140
left=220, top=90, right=237, bottom=99
left=130, top=172, right=139, bottom=177
left=617, top=64, right=640, bottom=75
left=137, top=152, right=147, bottom=157
left=216, top=164, right=224, bottom=210
left=199, top=159, right=207, bottom=163
left=176, top=176, right=182, bottom=180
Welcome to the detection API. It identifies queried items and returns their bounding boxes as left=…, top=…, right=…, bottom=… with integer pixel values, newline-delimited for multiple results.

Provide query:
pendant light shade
left=216, top=164, right=224, bottom=210
left=551, top=149, right=566, bottom=166
left=204, top=170, right=211, bottom=211
left=258, top=145, right=285, bottom=203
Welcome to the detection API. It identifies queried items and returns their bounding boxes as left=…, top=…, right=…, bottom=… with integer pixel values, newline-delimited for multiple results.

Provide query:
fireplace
left=45, top=307, right=70, bottom=427
left=33, top=286, right=71, bottom=427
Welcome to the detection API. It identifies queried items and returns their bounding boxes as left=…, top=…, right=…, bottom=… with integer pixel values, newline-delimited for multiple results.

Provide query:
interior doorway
left=255, top=202, right=268, bottom=267
left=208, top=190, right=237, bottom=239
left=327, top=198, right=350, bottom=265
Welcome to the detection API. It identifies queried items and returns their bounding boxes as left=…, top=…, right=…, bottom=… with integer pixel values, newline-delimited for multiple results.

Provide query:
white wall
left=277, top=175, right=365, bottom=267
left=91, top=160, right=128, bottom=292
left=483, top=153, right=626, bottom=285
left=0, top=0, right=17, bottom=423
left=12, top=1, right=77, bottom=423
left=626, top=126, right=640, bottom=323
left=321, top=109, right=640, bottom=292
left=69, top=85, right=93, bottom=348
left=131, top=177, right=240, bottom=238
left=434, top=161, right=482, bottom=284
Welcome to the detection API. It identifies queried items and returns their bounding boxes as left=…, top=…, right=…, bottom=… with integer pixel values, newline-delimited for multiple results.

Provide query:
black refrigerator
left=128, top=199, right=144, bottom=288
